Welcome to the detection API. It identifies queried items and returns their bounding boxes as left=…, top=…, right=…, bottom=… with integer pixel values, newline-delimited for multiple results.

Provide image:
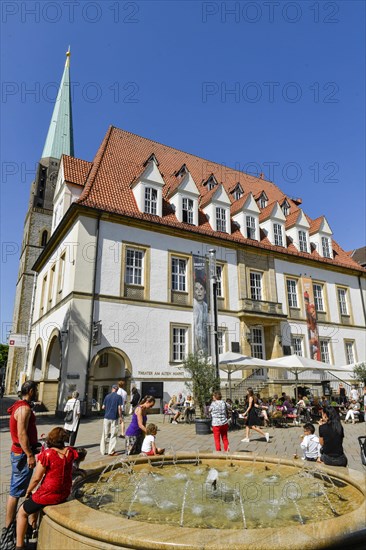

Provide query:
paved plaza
left=1, top=395, right=365, bottom=531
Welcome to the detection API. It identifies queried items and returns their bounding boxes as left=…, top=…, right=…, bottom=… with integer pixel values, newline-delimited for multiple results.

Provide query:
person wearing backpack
left=63, top=391, right=81, bottom=446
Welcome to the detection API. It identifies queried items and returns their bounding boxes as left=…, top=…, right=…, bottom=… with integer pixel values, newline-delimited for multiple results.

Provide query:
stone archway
left=40, top=333, right=61, bottom=411
left=31, top=343, right=43, bottom=381
left=88, top=347, right=132, bottom=410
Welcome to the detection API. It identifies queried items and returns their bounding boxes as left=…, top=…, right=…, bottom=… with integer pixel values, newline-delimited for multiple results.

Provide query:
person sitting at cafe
left=344, top=400, right=360, bottom=424
left=184, top=395, right=195, bottom=423
left=168, top=395, right=181, bottom=424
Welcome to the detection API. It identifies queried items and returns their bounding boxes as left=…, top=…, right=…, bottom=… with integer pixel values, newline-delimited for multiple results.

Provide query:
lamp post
left=208, top=249, right=220, bottom=382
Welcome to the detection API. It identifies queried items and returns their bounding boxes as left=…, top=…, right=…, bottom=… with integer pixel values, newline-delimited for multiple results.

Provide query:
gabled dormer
left=231, top=182, right=244, bottom=201
left=285, top=209, right=310, bottom=253
left=259, top=201, right=286, bottom=247
left=169, top=167, right=200, bottom=225
left=309, top=216, right=333, bottom=258
left=256, top=191, right=268, bottom=209
left=130, top=154, right=165, bottom=217
left=231, top=192, right=260, bottom=241
left=201, top=184, right=231, bottom=234
left=203, top=174, right=218, bottom=191
left=52, top=155, right=90, bottom=234
left=281, top=198, right=290, bottom=216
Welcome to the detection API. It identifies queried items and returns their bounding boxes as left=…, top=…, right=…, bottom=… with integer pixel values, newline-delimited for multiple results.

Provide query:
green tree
left=0, top=344, right=9, bottom=382
left=353, top=362, right=366, bottom=384
left=180, top=354, right=220, bottom=417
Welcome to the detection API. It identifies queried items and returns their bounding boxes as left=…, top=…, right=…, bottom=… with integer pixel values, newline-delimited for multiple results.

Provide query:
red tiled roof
left=76, top=126, right=364, bottom=272
left=285, top=210, right=301, bottom=229
left=309, top=216, right=325, bottom=235
left=259, top=201, right=278, bottom=223
left=230, top=191, right=252, bottom=216
left=62, top=155, right=92, bottom=186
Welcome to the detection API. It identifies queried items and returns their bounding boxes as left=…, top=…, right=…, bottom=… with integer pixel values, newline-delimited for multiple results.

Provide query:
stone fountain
left=37, top=453, right=366, bottom=550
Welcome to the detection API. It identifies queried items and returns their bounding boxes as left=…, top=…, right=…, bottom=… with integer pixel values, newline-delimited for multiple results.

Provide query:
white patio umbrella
left=218, top=352, right=269, bottom=399
left=265, top=355, right=349, bottom=399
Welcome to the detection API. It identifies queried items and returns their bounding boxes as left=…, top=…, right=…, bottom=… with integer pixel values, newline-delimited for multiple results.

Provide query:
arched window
left=41, top=230, right=48, bottom=247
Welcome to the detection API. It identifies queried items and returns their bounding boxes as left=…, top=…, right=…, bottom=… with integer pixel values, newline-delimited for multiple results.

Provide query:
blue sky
left=1, top=0, right=365, bottom=342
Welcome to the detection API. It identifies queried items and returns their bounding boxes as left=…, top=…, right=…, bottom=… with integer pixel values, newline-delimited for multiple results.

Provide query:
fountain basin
left=37, top=453, right=366, bottom=549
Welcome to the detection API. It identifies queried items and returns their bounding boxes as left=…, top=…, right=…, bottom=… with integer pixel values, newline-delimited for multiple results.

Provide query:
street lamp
left=208, top=249, right=220, bottom=382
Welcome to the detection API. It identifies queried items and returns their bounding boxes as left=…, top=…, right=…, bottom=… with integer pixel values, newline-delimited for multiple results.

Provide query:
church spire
left=41, top=47, right=74, bottom=159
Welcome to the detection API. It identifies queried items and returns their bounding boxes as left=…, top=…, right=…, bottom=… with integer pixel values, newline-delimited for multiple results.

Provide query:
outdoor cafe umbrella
left=218, top=351, right=270, bottom=399
left=265, top=354, right=349, bottom=400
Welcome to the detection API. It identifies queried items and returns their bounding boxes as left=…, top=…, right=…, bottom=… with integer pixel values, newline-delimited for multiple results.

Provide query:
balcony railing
left=240, top=298, right=285, bottom=316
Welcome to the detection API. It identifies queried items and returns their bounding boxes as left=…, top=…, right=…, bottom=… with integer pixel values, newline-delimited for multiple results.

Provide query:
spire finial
left=65, top=46, right=71, bottom=67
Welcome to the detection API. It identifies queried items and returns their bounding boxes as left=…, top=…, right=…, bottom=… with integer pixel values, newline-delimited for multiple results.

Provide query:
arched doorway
left=88, top=348, right=132, bottom=410
left=41, top=334, right=61, bottom=411
left=31, top=344, right=43, bottom=381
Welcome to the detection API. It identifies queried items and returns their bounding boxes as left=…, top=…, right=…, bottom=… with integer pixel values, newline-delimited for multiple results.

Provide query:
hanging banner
left=193, top=255, right=208, bottom=356
left=302, top=277, right=321, bottom=361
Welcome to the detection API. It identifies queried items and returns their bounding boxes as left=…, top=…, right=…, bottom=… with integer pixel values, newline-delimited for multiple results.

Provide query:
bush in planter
left=180, top=353, right=220, bottom=418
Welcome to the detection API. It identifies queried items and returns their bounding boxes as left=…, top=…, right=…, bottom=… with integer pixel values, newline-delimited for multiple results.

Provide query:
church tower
left=5, top=49, right=74, bottom=393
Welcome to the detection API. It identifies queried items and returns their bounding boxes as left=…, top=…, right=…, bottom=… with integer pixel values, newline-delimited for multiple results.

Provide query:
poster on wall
left=193, top=255, right=208, bottom=356
left=302, top=277, right=321, bottom=361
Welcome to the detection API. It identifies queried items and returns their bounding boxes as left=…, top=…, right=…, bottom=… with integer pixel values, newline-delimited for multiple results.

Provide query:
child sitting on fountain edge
left=141, top=424, right=165, bottom=456
left=300, top=423, right=321, bottom=461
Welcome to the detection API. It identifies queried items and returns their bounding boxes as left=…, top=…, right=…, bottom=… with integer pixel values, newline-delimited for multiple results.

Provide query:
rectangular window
left=345, top=341, right=355, bottom=364
left=172, top=257, right=186, bottom=292
left=144, top=187, right=157, bottom=215
left=172, top=327, right=187, bottom=361
left=291, top=336, right=303, bottom=356
left=322, top=236, right=331, bottom=258
left=298, top=230, right=308, bottom=252
left=250, top=272, right=262, bottom=301
left=125, top=248, right=144, bottom=285
left=234, top=188, right=243, bottom=200
left=337, top=288, right=348, bottom=315
left=313, top=283, right=325, bottom=312
left=57, top=253, right=66, bottom=297
left=251, top=327, right=265, bottom=359
left=48, top=265, right=55, bottom=308
left=182, top=197, right=194, bottom=224
left=287, top=279, right=298, bottom=308
left=218, top=329, right=225, bottom=355
left=216, top=207, right=226, bottom=232
left=246, top=216, right=256, bottom=239
left=273, top=223, right=283, bottom=246
left=320, top=339, right=330, bottom=363
left=216, top=265, right=223, bottom=297
left=40, top=275, right=47, bottom=315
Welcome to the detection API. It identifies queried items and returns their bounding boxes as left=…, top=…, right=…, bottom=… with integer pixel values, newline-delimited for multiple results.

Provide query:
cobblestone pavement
left=1, top=396, right=365, bottom=528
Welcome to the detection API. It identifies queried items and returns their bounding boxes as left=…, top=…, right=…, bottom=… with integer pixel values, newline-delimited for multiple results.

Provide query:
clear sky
left=1, top=0, right=365, bottom=342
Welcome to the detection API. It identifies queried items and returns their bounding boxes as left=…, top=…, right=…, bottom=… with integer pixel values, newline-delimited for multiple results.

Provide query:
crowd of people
left=2, top=378, right=365, bottom=549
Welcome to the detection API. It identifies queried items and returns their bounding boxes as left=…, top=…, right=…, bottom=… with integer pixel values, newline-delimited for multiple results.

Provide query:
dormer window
left=216, top=207, right=227, bottom=232
left=246, top=215, right=256, bottom=239
left=322, top=236, right=332, bottom=258
left=281, top=200, right=290, bottom=216
left=273, top=223, right=284, bottom=246
left=232, top=183, right=244, bottom=201
left=175, top=164, right=188, bottom=178
left=203, top=174, right=218, bottom=191
left=298, top=230, right=308, bottom=252
left=182, top=197, right=194, bottom=224
left=144, top=187, right=157, bottom=214
left=258, top=192, right=268, bottom=209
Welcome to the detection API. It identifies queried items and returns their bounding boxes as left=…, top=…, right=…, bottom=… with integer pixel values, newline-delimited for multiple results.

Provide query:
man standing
left=350, top=385, right=360, bottom=402
left=117, top=380, right=127, bottom=438
left=3, top=380, right=38, bottom=534
left=100, top=384, right=123, bottom=456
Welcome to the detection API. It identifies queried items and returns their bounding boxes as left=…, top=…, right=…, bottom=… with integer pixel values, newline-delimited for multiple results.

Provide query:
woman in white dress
left=64, top=391, right=81, bottom=446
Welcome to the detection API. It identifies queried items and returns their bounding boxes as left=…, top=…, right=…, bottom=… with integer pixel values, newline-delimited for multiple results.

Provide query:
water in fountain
left=79, top=457, right=362, bottom=530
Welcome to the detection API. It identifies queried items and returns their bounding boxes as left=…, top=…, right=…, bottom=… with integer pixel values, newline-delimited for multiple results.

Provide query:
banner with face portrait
left=302, top=277, right=321, bottom=361
left=193, top=255, right=208, bottom=356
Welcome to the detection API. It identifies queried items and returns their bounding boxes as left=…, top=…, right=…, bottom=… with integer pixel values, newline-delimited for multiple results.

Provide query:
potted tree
left=181, top=353, right=220, bottom=435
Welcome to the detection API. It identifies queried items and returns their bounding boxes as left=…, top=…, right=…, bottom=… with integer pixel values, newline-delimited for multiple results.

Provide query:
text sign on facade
left=8, top=334, right=28, bottom=348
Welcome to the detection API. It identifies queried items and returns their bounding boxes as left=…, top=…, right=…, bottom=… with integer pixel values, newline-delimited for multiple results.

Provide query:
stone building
left=7, top=54, right=366, bottom=412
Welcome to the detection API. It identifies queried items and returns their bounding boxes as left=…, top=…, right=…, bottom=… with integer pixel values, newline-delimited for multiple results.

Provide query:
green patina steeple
left=41, top=47, right=74, bottom=159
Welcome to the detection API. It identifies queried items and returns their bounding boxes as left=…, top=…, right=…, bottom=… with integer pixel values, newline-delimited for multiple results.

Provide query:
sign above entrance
left=8, top=334, right=28, bottom=348
left=67, top=373, right=80, bottom=379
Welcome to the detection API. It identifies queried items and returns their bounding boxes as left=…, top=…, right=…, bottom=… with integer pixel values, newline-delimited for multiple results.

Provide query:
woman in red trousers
left=209, top=391, right=229, bottom=452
